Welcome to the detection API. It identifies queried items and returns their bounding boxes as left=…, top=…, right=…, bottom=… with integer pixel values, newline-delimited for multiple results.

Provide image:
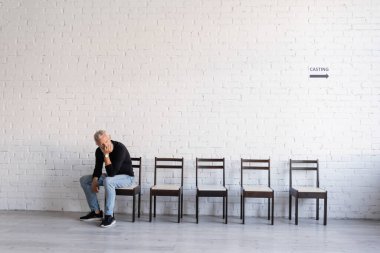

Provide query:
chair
left=289, top=159, right=327, bottom=225
left=149, top=157, right=184, bottom=223
left=240, top=158, right=274, bottom=225
left=115, top=157, right=142, bottom=222
left=196, top=158, right=228, bottom=224
left=104, top=157, right=142, bottom=222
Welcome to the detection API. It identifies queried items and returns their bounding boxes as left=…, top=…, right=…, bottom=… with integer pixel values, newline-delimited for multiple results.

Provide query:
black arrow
left=310, top=74, right=329, bottom=78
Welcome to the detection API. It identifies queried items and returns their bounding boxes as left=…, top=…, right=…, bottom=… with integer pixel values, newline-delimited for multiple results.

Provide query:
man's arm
left=104, top=144, right=127, bottom=177
left=91, top=148, right=103, bottom=193
left=92, top=148, right=103, bottom=179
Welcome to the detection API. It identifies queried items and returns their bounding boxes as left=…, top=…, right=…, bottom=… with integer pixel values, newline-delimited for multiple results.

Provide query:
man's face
left=95, top=134, right=111, bottom=150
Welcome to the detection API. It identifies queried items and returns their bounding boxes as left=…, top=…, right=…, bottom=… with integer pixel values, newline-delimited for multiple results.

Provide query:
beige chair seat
left=244, top=186, right=273, bottom=192
left=294, top=187, right=326, bottom=193
left=117, top=184, right=139, bottom=190
left=151, top=184, right=181, bottom=190
left=198, top=185, right=227, bottom=191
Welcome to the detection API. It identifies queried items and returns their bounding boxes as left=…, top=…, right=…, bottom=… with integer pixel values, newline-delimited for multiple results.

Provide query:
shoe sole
left=100, top=220, right=116, bottom=228
left=80, top=218, right=102, bottom=222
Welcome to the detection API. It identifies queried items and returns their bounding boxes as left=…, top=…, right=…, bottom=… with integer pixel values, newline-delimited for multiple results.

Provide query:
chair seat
left=151, top=184, right=181, bottom=191
left=294, top=187, right=326, bottom=193
left=117, top=185, right=139, bottom=190
left=243, top=186, right=273, bottom=192
left=198, top=185, right=227, bottom=191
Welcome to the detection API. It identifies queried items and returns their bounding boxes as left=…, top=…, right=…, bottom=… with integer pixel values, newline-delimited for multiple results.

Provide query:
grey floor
left=0, top=211, right=379, bottom=253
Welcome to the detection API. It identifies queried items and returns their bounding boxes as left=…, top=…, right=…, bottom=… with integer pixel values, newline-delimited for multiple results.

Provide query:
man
left=79, top=130, right=134, bottom=228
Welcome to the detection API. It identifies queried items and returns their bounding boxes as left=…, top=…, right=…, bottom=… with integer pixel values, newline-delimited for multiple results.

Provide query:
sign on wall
left=309, top=67, right=329, bottom=79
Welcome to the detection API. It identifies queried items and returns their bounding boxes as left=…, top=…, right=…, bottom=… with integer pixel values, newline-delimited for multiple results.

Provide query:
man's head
left=94, top=130, right=112, bottom=150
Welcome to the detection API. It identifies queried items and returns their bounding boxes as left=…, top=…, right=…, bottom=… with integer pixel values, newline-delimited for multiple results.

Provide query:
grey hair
left=94, top=130, right=108, bottom=141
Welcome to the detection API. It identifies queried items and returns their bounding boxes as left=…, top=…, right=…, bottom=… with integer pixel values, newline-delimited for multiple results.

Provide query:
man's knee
left=80, top=175, right=91, bottom=186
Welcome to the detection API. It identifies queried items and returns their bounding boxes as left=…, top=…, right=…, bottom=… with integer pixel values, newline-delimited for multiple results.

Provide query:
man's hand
left=101, top=142, right=113, bottom=155
left=91, top=178, right=99, bottom=193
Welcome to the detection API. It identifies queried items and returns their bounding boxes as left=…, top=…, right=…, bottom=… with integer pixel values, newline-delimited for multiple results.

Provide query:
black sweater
left=92, top=140, right=134, bottom=178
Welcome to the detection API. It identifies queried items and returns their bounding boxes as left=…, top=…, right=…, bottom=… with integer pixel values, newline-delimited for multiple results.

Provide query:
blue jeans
left=80, top=174, right=134, bottom=216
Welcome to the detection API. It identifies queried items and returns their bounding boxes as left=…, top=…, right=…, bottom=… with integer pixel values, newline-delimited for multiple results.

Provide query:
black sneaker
left=100, top=215, right=116, bottom=228
left=80, top=210, right=103, bottom=221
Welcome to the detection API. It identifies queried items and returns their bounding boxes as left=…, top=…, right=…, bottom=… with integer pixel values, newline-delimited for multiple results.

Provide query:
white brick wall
left=1, top=0, right=380, bottom=219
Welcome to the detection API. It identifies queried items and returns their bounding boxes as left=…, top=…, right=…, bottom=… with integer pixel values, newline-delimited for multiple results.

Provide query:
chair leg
left=138, top=193, right=141, bottom=218
left=225, top=194, right=228, bottom=224
left=316, top=198, right=319, bottom=220
left=242, top=195, right=245, bottom=224
left=267, top=198, right=270, bottom=220
left=132, top=194, right=136, bottom=222
left=240, top=194, right=243, bottom=220
left=324, top=195, right=327, bottom=225
left=271, top=195, right=274, bottom=225
left=196, top=193, right=199, bottom=224
left=178, top=192, right=181, bottom=223
left=222, top=197, right=225, bottom=219
left=181, top=192, right=183, bottom=218
left=154, top=195, right=156, bottom=218
left=295, top=197, right=299, bottom=225
left=149, top=191, right=152, bottom=222
left=289, top=194, right=292, bottom=220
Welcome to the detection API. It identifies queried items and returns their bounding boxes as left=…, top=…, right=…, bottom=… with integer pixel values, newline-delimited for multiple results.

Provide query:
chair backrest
left=241, top=158, right=271, bottom=188
left=131, top=157, right=142, bottom=186
left=289, top=159, right=319, bottom=188
left=154, top=157, right=184, bottom=186
left=196, top=158, right=225, bottom=187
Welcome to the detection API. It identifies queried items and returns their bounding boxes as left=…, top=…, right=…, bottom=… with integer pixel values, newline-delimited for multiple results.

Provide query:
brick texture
left=0, top=0, right=379, bottom=219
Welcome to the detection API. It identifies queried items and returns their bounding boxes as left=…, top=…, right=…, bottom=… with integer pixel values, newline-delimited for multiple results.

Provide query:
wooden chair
left=115, top=157, right=142, bottom=222
left=240, top=158, right=274, bottom=225
left=196, top=158, right=228, bottom=224
left=149, top=157, right=184, bottom=223
left=289, top=159, right=327, bottom=225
